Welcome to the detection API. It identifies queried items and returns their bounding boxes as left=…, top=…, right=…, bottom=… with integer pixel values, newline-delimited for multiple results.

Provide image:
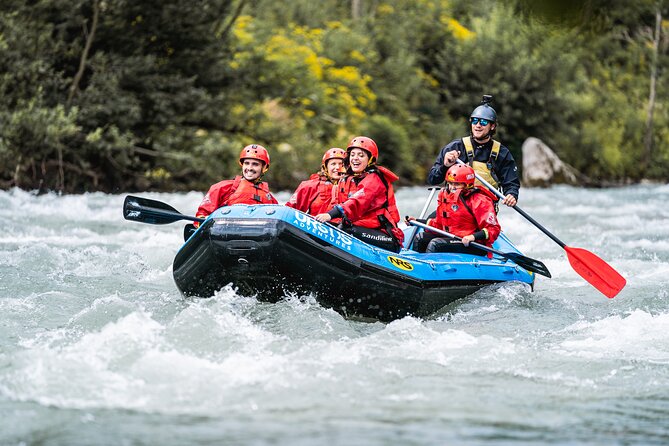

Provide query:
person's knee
left=413, top=231, right=431, bottom=253
left=425, top=238, right=441, bottom=253
left=426, top=237, right=460, bottom=253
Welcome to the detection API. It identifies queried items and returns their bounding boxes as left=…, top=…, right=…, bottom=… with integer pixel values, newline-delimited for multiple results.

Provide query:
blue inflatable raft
left=172, top=204, right=535, bottom=321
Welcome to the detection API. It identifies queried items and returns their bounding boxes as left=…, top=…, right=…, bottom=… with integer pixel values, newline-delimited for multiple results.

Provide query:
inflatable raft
left=172, top=204, right=536, bottom=321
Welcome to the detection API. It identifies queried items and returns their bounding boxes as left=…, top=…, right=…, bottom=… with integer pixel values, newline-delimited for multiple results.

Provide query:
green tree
left=2, top=0, right=669, bottom=192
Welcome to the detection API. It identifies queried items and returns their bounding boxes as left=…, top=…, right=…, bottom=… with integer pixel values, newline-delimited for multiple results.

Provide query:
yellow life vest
left=462, top=136, right=501, bottom=190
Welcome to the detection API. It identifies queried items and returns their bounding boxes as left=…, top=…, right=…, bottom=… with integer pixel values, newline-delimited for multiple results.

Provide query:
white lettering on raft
left=292, top=211, right=354, bottom=251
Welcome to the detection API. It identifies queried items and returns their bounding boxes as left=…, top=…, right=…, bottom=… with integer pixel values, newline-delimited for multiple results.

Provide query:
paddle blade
left=504, top=252, right=552, bottom=278
left=123, top=195, right=184, bottom=225
left=565, top=246, right=626, bottom=298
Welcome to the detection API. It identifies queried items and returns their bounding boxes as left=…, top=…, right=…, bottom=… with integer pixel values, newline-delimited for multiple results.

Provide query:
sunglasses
left=470, top=117, right=491, bottom=126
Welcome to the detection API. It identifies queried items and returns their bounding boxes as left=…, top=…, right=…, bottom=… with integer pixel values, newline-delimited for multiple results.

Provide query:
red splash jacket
left=334, top=166, right=403, bottom=244
left=285, top=173, right=336, bottom=216
left=429, top=186, right=500, bottom=247
left=195, top=176, right=278, bottom=226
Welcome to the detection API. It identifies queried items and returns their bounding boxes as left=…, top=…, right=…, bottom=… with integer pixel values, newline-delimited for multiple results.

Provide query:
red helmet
left=321, top=147, right=346, bottom=165
left=239, top=144, right=270, bottom=170
left=446, top=164, right=475, bottom=187
left=346, top=136, right=378, bottom=162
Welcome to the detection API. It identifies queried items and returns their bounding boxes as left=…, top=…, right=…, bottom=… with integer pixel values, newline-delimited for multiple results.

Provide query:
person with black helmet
left=427, top=95, right=520, bottom=207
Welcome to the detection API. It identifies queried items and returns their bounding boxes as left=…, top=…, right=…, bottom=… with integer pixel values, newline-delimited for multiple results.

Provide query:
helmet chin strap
left=322, top=168, right=335, bottom=182
left=252, top=167, right=267, bottom=184
left=471, top=123, right=495, bottom=143
left=472, top=131, right=491, bottom=143
left=324, top=164, right=346, bottom=181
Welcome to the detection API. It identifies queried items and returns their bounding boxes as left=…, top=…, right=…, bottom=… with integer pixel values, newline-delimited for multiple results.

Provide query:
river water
left=0, top=185, right=667, bottom=445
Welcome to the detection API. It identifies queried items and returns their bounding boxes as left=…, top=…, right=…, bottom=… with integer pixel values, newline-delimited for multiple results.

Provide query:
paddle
left=407, top=219, right=551, bottom=277
left=405, top=187, right=440, bottom=250
left=456, top=160, right=626, bottom=298
left=123, top=195, right=204, bottom=225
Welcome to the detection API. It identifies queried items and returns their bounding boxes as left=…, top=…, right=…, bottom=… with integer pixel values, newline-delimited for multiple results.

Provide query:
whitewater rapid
left=1, top=185, right=668, bottom=445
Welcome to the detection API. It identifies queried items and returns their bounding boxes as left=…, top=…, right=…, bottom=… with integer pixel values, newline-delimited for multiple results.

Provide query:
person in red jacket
left=315, top=136, right=403, bottom=253
left=408, top=164, right=500, bottom=254
left=285, top=147, right=346, bottom=216
left=192, top=144, right=278, bottom=229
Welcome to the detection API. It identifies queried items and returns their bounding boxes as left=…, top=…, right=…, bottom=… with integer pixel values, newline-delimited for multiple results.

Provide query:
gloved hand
left=405, top=216, right=427, bottom=224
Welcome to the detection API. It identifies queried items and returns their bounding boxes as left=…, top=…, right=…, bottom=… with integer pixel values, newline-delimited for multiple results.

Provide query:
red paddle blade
left=565, top=246, right=626, bottom=298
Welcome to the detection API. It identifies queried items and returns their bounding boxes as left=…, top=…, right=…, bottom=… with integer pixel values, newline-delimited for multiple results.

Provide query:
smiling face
left=470, top=119, right=496, bottom=142
left=348, top=148, right=370, bottom=174
left=241, top=159, right=264, bottom=181
left=326, top=159, right=344, bottom=181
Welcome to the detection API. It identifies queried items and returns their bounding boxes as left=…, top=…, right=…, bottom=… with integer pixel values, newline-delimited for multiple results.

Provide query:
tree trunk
left=218, top=0, right=247, bottom=41
left=13, top=155, right=22, bottom=188
left=64, top=0, right=100, bottom=191
left=643, top=6, right=661, bottom=168
left=67, top=0, right=100, bottom=106
left=352, top=0, right=361, bottom=19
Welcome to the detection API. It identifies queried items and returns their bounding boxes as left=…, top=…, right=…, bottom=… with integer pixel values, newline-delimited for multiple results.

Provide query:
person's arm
left=405, top=216, right=427, bottom=224
left=466, top=195, right=501, bottom=245
left=495, top=148, right=520, bottom=206
left=285, top=181, right=312, bottom=210
left=427, top=142, right=462, bottom=185
left=427, top=147, right=448, bottom=186
left=314, top=204, right=343, bottom=223
left=338, top=174, right=387, bottom=222
left=315, top=177, right=347, bottom=222
left=194, top=181, right=233, bottom=227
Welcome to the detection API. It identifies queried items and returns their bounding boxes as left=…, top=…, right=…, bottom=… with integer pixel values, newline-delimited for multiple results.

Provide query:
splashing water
left=1, top=186, right=668, bottom=445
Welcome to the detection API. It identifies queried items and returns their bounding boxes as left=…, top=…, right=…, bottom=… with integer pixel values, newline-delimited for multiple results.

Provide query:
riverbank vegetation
left=1, top=0, right=667, bottom=193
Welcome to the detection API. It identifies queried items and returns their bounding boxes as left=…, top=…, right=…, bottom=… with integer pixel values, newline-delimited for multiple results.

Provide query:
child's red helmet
left=446, top=164, right=475, bottom=187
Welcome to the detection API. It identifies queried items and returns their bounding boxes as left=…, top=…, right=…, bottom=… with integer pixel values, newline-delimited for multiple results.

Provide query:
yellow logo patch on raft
left=387, top=256, right=414, bottom=271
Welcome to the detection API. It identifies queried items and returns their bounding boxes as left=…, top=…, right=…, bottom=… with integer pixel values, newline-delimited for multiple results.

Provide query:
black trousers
left=413, top=231, right=486, bottom=256
left=347, top=225, right=401, bottom=253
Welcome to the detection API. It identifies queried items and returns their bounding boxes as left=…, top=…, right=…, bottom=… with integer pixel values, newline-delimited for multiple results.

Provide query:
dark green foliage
left=361, top=115, right=413, bottom=182
left=1, top=0, right=668, bottom=193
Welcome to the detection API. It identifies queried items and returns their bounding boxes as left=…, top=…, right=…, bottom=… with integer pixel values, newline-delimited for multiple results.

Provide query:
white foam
left=557, top=310, right=669, bottom=361
left=2, top=186, right=669, bottom=422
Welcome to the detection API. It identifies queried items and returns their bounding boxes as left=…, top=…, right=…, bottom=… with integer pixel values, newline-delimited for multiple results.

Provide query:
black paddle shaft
left=408, top=220, right=551, bottom=277
left=454, top=159, right=567, bottom=248
left=510, top=205, right=566, bottom=248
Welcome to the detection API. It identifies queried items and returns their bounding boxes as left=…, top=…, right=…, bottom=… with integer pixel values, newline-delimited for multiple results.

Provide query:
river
left=1, top=185, right=668, bottom=445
